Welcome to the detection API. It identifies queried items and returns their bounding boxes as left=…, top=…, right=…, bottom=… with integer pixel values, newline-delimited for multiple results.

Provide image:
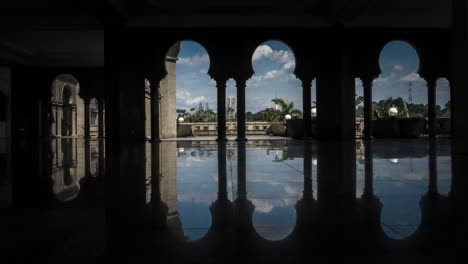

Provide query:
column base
left=302, top=137, right=315, bottom=141
left=236, top=137, right=248, bottom=142
left=150, top=138, right=161, bottom=143
left=216, top=137, right=228, bottom=142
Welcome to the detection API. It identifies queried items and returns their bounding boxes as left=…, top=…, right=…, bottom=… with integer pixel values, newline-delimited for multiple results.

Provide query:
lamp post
left=311, top=107, right=317, bottom=118
left=388, top=106, right=398, bottom=117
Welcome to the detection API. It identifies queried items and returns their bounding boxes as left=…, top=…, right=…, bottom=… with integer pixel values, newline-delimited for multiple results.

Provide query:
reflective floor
left=1, top=138, right=467, bottom=263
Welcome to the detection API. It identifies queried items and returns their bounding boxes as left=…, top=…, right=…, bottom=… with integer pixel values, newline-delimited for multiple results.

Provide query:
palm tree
left=270, top=98, right=302, bottom=121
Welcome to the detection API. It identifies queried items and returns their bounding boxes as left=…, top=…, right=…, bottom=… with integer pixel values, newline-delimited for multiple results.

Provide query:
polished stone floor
left=1, top=138, right=467, bottom=263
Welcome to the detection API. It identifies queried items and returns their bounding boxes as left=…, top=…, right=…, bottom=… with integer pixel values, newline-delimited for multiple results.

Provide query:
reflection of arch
left=252, top=201, right=297, bottom=241
left=52, top=139, right=80, bottom=202
left=50, top=74, right=84, bottom=137
left=380, top=197, right=422, bottom=240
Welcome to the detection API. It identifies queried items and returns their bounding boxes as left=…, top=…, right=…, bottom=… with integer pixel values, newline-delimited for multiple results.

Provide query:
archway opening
left=157, top=40, right=213, bottom=139
left=50, top=74, right=83, bottom=137
left=247, top=40, right=302, bottom=139
left=374, top=41, right=427, bottom=138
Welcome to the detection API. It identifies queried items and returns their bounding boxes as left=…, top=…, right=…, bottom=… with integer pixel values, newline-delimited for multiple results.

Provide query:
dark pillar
left=316, top=35, right=356, bottom=140
left=84, top=97, right=91, bottom=139
left=452, top=0, right=468, bottom=154
left=426, top=77, right=437, bottom=139
left=362, top=77, right=374, bottom=140
left=236, top=78, right=247, bottom=141
left=302, top=78, right=313, bottom=139
left=98, top=98, right=105, bottom=138
left=150, top=80, right=160, bottom=142
left=216, top=78, right=228, bottom=141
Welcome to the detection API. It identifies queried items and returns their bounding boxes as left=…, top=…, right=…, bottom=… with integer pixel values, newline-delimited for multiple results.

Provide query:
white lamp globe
left=388, top=107, right=398, bottom=117
left=389, top=158, right=399, bottom=164
left=311, top=107, right=317, bottom=118
left=285, top=114, right=292, bottom=120
left=178, top=117, right=185, bottom=122
left=312, top=158, right=318, bottom=166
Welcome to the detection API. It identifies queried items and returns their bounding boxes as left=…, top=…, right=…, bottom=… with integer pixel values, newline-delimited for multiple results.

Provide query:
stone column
left=84, top=97, right=91, bottom=139
left=98, top=98, right=105, bottom=138
left=426, top=77, right=437, bottom=139
left=236, top=78, right=247, bottom=141
left=216, top=78, right=228, bottom=141
left=362, top=76, right=374, bottom=140
left=302, top=78, right=313, bottom=139
left=150, top=79, right=160, bottom=142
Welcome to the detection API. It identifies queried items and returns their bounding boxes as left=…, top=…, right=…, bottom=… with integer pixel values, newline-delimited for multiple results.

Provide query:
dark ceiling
left=0, top=0, right=452, bottom=67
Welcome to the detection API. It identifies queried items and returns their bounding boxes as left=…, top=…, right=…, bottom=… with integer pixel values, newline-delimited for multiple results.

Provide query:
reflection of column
left=303, top=142, right=313, bottom=199
left=98, top=98, right=105, bottom=138
left=218, top=142, right=228, bottom=200
left=98, top=139, right=105, bottom=178
left=85, top=138, right=91, bottom=178
left=426, top=77, right=437, bottom=139
left=362, top=77, right=374, bottom=139
left=428, top=140, right=438, bottom=196
left=362, top=140, right=374, bottom=200
left=237, top=142, right=247, bottom=199
left=236, top=78, right=247, bottom=141
left=216, top=78, right=227, bottom=141
left=149, top=142, right=168, bottom=227
left=150, top=80, right=160, bottom=142
left=84, top=98, right=91, bottom=139
left=210, top=141, right=234, bottom=230
left=302, top=78, right=313, bottom=139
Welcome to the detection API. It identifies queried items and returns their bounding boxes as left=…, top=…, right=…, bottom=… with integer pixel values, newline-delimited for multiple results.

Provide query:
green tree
left=271, top=98, right=302, bottom=121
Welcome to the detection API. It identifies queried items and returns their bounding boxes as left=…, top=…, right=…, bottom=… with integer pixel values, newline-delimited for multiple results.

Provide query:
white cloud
left=248, top=69, right=286, bottom=87
left=176, top=91, right=207, bottom=106
left=252, top=44, right=296, bottom=71
left=177, top=53, right=210, bottom=66
left=393, top=65, right=404, bottom=72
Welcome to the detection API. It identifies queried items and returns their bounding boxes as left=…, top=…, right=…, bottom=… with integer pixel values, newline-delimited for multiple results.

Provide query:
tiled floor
left=1, top=138, right=467, bottom=263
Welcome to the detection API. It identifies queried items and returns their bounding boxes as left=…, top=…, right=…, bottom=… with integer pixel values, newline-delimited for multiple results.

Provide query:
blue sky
left=174, top=40, right=450, bottom=113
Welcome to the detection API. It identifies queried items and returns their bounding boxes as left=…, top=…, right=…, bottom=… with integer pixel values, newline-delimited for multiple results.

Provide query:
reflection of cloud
left=393, top=65, right=404, bottom=72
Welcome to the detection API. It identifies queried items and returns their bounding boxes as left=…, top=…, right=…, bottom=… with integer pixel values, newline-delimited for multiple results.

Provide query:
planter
left=267, top=122, right=286, bottom=136
left=399, top=118, right=426, bottom=138
left=372, top=117, right=426, bottom=138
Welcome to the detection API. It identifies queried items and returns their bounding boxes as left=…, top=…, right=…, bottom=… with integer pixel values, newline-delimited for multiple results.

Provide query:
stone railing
left=179, top=122, right=272, bottom=136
